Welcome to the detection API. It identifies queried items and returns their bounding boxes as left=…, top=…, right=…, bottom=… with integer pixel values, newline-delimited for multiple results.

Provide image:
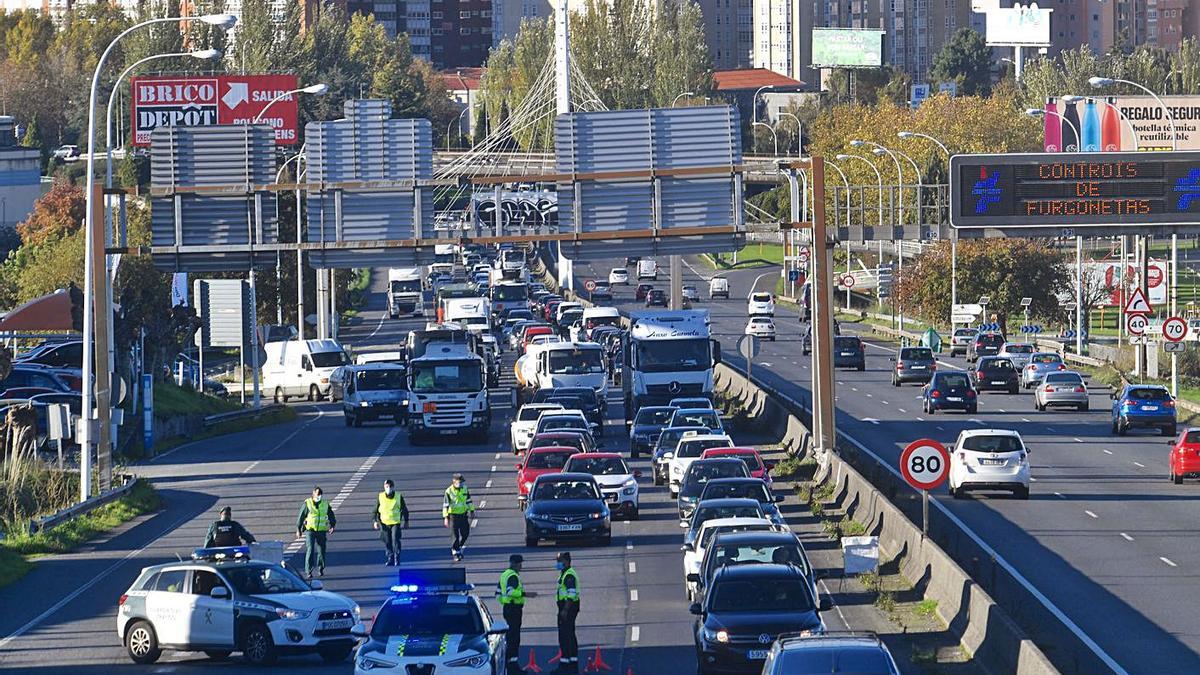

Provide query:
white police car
left=354, top=568, right=509, bottom=673
left=117, top=546, right=361, bottom=665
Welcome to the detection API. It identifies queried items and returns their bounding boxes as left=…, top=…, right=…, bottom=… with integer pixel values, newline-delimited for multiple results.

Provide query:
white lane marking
left=630, top=589, right=639, bottom=602
left=0, top=509, right=197, bottom=648
left=1073, top=438, right=1083, bottom=443
left=626, top=540, right=634, bottom=550
left=897, top=408, right=907, bottom=413
left=865, top=393, right=873, bottom=398
left=916, top=416, right=925, bottom=421
left=631, top=626, right=641, bottom=642
left=241, top=460, right=261, bottom=475
left=1133, top=462, right=1145, bottom=468
left=329, top=427, right=400, bottom=511
left=862, top=418, right=880, bottom=425
left=851, top=387, right=859, bottom=392
left=367, top=312, right=387, bottom=338
left=881, top=400, right=889, bottom=405
left=1161, top=557, right=1178, bottom=568
left=818, top=579, right=852, bottom=631
left=479, top=500, right=487, bottom=509
left=485, top=479, right=493, bottom=489
left=491, top=465, right=497, bottom=472
left=1085, top=510, right=1098, bottom=519
left=151, top=405, right=325, bottom=464
left=1054, top=492, right=1065, bottom=499
left=936, top=426, right=945, bottom=431
left=1030, top=477, right=1038, bottom=482
left=1045, top=427, right=1055, bottom=432
left=628, top=561, right=637, bottom=574
left=472, top=519, right=479, bottom=528
left=1104, top=449, right=1113, bottom=455
left=1120, top=533, right=1135, bottom=542
left=969, top=418, right=984, bottom=425
left=495, top=452, right=502, bottom=459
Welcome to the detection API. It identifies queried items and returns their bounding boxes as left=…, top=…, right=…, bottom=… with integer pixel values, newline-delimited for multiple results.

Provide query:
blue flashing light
left=192, top=545, right=250, bottom=561
left=389, top=568, right=473, bottom=595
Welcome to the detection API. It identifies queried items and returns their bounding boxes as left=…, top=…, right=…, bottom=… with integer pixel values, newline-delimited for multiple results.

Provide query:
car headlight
left=359, top=401, right=370, bottom=407
left=661, top=452, right=673, bottom=460
left=276, top=608, right=311, bottom=620
left=703, top=627, right=730, bottom=644
left=446, top=652, right=489, bottom=668
left=352, top=604, right=361, bottom=619
left=524, top=481, right=533, bottom=489
left=623, top=477, right=637, bottom=488
left=358, top=651, right=394, bottom=670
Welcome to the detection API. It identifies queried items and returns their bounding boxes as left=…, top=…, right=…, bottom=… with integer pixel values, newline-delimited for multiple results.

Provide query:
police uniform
left=497, top=562, right=525, bottom=673
left=555, top=565, right=580, bottom=673
left=373, top=489, right=410, bottom=565
left=296, top=497, right=336, bottom=578
left=203, top=518, right=256, bottom=548
left=442, top=481, right=475, bottom=559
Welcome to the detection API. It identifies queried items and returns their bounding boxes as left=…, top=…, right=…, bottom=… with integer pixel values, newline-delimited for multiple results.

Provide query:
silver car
left=949, top=328, right=977, bottom=357
left=1021, top=351, right=1065, bottom=388
left=1035, top=371, right=1089, bottom=411
left=999, top=342, right=1036, bottom=369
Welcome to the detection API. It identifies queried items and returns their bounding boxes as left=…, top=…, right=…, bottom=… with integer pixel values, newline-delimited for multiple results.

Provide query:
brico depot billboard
left=130, top=74, right=300, bottom=146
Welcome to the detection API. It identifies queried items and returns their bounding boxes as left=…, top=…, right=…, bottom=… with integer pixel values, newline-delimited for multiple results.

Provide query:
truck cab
left=623, top=311, right=720, bottom=424
left=490, top=282, right=529, bottom=328
left=407, top=342, right=489, bottom=443
left=444, top=297, right=491, bottom=332
left=387, top=268, right=424, bottom=318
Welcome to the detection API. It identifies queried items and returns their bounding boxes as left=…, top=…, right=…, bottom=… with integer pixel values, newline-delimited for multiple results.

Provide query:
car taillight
left=1122, top=399, right=1134, bottom=407
left=931, top=390, right=941, bottom=398
left=931, top=364, right=937, bottom=371
left=1074, top=386, right=1086, bottom=393
left=1027, top=365, right=1036, bottom=371
left=896, top=363, right=905, bottom=370
left=977, top=371, right=985, bottom=378
left=119, top=594, right=128, bottom=606
left=974, top=341, right=982, bottom=347
left=1058, top=364, right=1066, bottom=370
left=966, top=390, right=976, bottom=398
left=1044, top=386, right=1054, bottom=393
left=1165, top=400, right=1176, bottom=408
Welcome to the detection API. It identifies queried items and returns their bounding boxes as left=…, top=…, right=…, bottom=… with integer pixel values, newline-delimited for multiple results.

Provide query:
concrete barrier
left=713, top=363, right=1060, bottom=675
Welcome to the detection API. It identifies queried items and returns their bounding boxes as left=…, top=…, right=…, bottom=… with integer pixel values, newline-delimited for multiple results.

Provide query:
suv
left=948, top=429, right=1031, bottom=499
left=948, top=328, right=978, bottom=357
left=833, top=336, right=865, bottom=371
left=645, top=289, right=668, bottom=307
left=117, top=547, right=360, bottom=665
left=969, top=332, right=1005, bottom=363
left=999, top=342, right=1036, bottom=369
left=1112, top=384, right=1176, bottom=436
left=628, top=405, right=677, bottom=459
left=890, top=347, right=935, bottom=386
left=747, top=292, right=775, bottom=317
left=761, top=632, right=901, bottom=675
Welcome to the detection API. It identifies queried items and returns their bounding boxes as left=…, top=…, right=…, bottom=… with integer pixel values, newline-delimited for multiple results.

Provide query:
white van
left=709, top=277, right=730, bottom=299
left=340, top=364, right=408, bottom=427
left=637, top=259, right=658, bottom=280
left=355, top=351, right=404, bottom=365
left=444, top=297, right=491, bottom=331
left=582, top=307, right=621, bottom=340
left=263, top=339, right=350, bottom=402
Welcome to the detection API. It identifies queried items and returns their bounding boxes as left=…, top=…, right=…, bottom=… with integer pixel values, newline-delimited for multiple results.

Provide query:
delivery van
left=263, top=339, right=350, bottom=402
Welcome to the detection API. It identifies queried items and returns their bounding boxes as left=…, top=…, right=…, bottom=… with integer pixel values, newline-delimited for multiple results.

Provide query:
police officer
left=203, top=506, right=256, bottom=548
left=296, top=486, right=336, bottom=580
left=497, top=554, right=533, bottom=674
left=372, top=479, right=409, bottom=566
left=551, top=551, right=580, bottom=674
left=442, top=473, right=475, bottom=561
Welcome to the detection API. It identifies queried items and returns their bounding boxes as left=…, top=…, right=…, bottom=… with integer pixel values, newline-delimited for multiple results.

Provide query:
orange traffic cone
left=583, top=646, right=612, bottom=672
left=523, top=648, right=543, bottom=673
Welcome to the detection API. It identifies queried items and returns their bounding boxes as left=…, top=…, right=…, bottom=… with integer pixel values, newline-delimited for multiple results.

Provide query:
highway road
left=574, top=255, right=1200, bottom=674
left=0, top=270, right=867, bottom=674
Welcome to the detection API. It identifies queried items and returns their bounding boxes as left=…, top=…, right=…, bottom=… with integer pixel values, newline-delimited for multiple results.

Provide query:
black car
left=524, top=472, right=611, bottom=546
left=652, top=425, right=710, bottom=486
left=628, top=405, right=677, bottom=458
left=17, top=340, right=82, bottom=368
left=682, top=498, right=768, bottom=547
left=832, top=336, right=865, bottom=371
left=0, top=366, right=73, bottom=394
left=691, top=564, right=829, bottom=675
left=677, top=459, right=751, bottom=520
left=625, top=256, right=641, bottom=266
left=922, top=370, right=977, bottom=414
left=645, top=289, right=668, bottom=307
left=691, top=531, right=815, bottom=606
left=544, top=387, right=605, bottom=434
left=890, top=346, right=935, bottom=386
left=698, top=478, right=785, bottom=526
left=972, top=356, right=1020, bottom=394
left=969, top=331, right=1006, bottom=363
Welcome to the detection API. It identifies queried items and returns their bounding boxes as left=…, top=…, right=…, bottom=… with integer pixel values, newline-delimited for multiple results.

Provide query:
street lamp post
left=447, top=107, right=470, bottom=151
left=671, top=91, right=695, bottom=107
left=779, top=111, right=802, bottom=156
left=838, top=153, right=886, bottom=324
left=751, top=85, right=776, bottom=154
left=752, top=122, right=778, bottom=156
left=850, top=140, right=904, bottom=224
left=897, top=131, right=956, bottom=325
left=81, top=12, right=236, bottom=501
left=1089, top=77, right=1177, bottom=151
left=1025, top=107, right=1080, bottom=149
left=253, top=83, right=329, bottom=124
left=828, top=161, right=853, bottom=310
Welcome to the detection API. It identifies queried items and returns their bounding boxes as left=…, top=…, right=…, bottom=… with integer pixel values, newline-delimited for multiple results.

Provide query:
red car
left=543, top=300, right=563, bottom=322
left=701, top=447, right=775, bottom=487
left=1169, top=428, right=1200, bottom=484
left=529, top=431, right=597, bottom=455
left=516, top=446, right=576, bottom=505
left=522, top=325, right=554, bottom=350
left=635, top=284, right=654, bottom=301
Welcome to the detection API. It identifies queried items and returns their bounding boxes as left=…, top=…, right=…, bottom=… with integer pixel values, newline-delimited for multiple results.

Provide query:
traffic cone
left=523, top=648, right=543, bottom=673
left=583, top=646, right=612, bottom=672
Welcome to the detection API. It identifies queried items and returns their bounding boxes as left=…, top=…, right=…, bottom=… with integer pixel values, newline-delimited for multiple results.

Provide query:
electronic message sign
left=950, top=152, right=1200, bottom=231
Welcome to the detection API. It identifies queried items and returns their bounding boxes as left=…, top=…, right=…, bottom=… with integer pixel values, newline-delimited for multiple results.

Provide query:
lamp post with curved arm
left=851, top=139, right=904, bottom=223
left=898, top=131, right=957, bottom=323
left=779, top=111, right=802, bottom=156
left=1089, top=77, right=1176, bottom=150
left=253, top=83, right=328, bottom=124
left=753, top=122, right=778, bottom=156
left=827, top=161, right=853, bottom=310
left=1025, top=107, right=1079, bottom=149
left=447, top=107, right=470, bottom=151
left=836, top=153, right=882, bottom=228
left=672, top=91, right=695, bottom=107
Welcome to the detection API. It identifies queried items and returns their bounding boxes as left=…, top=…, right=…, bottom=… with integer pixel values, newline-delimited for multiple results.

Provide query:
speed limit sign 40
left=1126, top=313, right=1148, bottom=336
left=900, top=439, right=950, bottom=491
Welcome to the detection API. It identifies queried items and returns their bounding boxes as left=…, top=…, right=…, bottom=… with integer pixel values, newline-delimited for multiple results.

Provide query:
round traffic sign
left=1127, top=313, right=1148, bottom=336
left=737, top=334, right=760, bottom=360
left=1163, top=316, right=1188, bottom=342
left=584, top=279, right=597, bottom=292
left=840, top=274, right=855, bottom=289
left=797, top=251, right=810, bottom=264
left=900, top=439, right=950, bottom=491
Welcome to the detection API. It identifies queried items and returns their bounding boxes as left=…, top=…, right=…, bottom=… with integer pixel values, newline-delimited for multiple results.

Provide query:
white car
left=118, top=547, right=361, bottom=666
left=682, top=285, right=699, bottom=302
left=999, top=342, right=1036, bottom=369
left=747, top=292, right=775, bottom=317
left=511, top=403, right=564, bottom=454
left=948, top=429, right=1031, bottom=500
left=535, top=410, right=596, bottom=439
left=609, top=267, right=630, bottom=285
left=745, top=316, right=776, bottom=341
left=682, top=517, right=778, bottom=601
left=669, top=434, right=734, bottom=497
left=565, top=452, right=640, bottom=519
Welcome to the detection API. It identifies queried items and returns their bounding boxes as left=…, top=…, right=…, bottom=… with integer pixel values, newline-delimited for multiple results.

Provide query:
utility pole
left=554, top=0, right=574, bottom=292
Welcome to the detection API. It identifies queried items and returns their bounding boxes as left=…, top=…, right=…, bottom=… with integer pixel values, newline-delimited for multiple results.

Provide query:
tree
left=930, top=28, right=992, bottom=97
left=1077, top=263, right=1116, bottom=337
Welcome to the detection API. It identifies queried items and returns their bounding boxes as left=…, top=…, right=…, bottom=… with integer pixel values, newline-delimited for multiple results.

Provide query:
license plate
left=1056, top=388, right=1073, bottom=393
left=980, top=459, right=1004, bottom=466
left=605, top=493, right=619, bottom=502
left=748, top=650, right=769, bottom=660
left=991, top=381, right=1005, bottom=385
left=557, top=524, right=583, bottom=532
left=439, top=429, right=456, bottom=435
left=947, top=396, right=963, bottom=402
left=910, top=365, right=926, bottom=370
left=319, top=619, right=353, bottom=630
left=840, top=352, right=854, bottom=357
left=1142, top=406, right=1159, bottom=411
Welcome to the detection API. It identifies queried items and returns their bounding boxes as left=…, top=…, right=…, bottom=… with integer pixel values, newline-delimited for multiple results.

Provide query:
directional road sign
left=1130, top=335, right=1147, bottom=345
left=788, top=269, right=801, bottom=282
left=1127, top=313, right=1149, bottom=336
left=1124, top=287, right=1152, bottom=315
left=952, top=303, right=983, bottom=316
left=1163, top=316, right=1188, bottom=342
left=951, top=314, right=977, bottom=324
left=1165, top=340, right=1186, bottom=353
left=900, top=439, right=950, bottom=491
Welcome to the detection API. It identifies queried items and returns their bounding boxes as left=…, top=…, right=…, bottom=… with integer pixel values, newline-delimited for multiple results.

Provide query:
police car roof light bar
left=390, top=568, right=473, bottom=594
left=192, top=545, right=251, bottom=561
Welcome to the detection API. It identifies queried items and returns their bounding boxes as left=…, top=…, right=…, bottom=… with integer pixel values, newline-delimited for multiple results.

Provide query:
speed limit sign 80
left=900, top=439, right=950, bottom=491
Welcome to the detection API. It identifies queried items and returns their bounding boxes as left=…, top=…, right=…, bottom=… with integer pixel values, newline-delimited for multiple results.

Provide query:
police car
left=117, top=546, right=361, bottom=665
left=353, top=568, right=509, bottom=673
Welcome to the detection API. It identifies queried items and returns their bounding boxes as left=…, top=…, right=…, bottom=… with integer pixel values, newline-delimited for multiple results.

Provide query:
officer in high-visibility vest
left=372, top=479, right=409, bottom=566
left=296, top=486, right=336, bottom=580
left=497, top=554, right=533, bottom=674
left=442, top=473, right=475, bottom=561
left=551, top=551, right=580, bottom=674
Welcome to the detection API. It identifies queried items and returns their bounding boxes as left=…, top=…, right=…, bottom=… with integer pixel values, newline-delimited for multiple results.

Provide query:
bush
left=1, top=456, right=78, bottom=535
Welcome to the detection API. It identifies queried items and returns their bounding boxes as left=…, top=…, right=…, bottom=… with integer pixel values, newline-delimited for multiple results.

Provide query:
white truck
left=637, top=259, right=658, bottom=280
left=406, top=340, right=490, bottom=443
left=498, top=248, right=527, bottom=279
left=515, top=341, right=608, bottom=401
left=387, top=268, right=424, bottom=318
left=622, top=311, right=720, bottom=423
left=444, top=297, right=492, bottom=332
left=263, top=339, right=350, bottom=402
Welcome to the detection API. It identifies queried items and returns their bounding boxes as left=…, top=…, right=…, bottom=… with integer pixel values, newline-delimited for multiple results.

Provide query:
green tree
left=930, top=28, right=992, bottom=97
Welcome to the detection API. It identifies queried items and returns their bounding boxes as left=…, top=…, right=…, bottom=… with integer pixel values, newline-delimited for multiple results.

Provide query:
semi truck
left=622, top=311, right=720, bottom=423
left=387, top=268, right=424, bottom=318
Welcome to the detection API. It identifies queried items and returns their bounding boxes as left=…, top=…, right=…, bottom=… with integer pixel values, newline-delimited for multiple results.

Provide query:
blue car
left=1111, top=384, right=1176, bottom=436
left=922, top=371, right=977, bottom=414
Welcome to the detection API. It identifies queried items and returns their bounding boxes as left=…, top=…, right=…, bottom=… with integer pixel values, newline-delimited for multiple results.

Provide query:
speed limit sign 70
left=900, top=439, right=950, bottom=491
left=1163, top=316, right=1188, bottom=342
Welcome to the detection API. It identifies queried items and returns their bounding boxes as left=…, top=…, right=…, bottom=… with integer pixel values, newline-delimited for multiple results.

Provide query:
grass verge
left=0, top=480, right=160, bottom=589
left=154, top=380, right=240, bottom=417
left=136, top=406, right=299, bottom=458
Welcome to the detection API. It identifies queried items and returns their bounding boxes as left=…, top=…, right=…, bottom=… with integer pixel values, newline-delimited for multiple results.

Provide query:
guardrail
left=30, top=475, right=138, bottom=534
left=201, top=404, right=284, bottom=429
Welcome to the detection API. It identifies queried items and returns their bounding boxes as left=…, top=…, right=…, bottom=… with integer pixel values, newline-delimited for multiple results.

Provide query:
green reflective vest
left=304, top=498, right=331, bottom=531
left=498, top=568, right=525, bottom=606
left=378, top=492, right=405, bottom=526
left=557, top=567, right=580, bottom=602
left=443, top=485, right=473, bottom=517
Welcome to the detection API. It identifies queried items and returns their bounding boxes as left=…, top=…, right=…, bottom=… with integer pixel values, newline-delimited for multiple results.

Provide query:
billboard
left=1085, top=261, right=1167, bottom=307
left=131, top=74, right=300, bottom=146
left=985, top=5, right=1052, bottom=46
left=811, top=28, right=884, bottom=68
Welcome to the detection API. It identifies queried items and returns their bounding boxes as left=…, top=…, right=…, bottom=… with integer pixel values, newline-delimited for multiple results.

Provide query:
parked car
left=922, top=371, right=977, bottom=414
left=948, top=428, right=1031, bottom=499
left=1035, top=371, right=1089, bottom=412
left=971, top=356, right=1020, bottom=394
left=17, top=340, right=82, bottom=368
left=523, top=472, right=611, bottom=546
left=890, top=347, right=935, bottom=386
left=1112, top=384, right=1176, bottom=436
left=0, top=366, right=72, bottom=394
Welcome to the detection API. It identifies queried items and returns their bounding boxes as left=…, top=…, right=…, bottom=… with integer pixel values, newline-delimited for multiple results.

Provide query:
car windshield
left=954, top=329, right=977, bottom=337
left=900, top=348, right=932, bottom=360
left=356, top=369, right=406, bottom=391
left=1044, top=373, right=1082, bottom=385
left=548, top=349, right=604, bottom=374
left=372, top=596, right=484, bottom=637
left=492, top=285, right=528, bottom=301
left=700, top=523, right=772, bottom=549
left=937, top=374, right=970, bottom=388
left=709, top=579, right=813, bottom=613
left=635, top=408, right=675, bottom=425
left=410, top=360, right=483, bottom=393
left=1005, top=344, right=1034, bottom=354
left=519, top=406, right=558, bottom=421
left=979, top=334, right=1005, bottom=346
left=547, top=396, right=588, bottom=411
left=635, top=338, right=712, bottom=373
left=673, top=411, right=720, bottom=429
left=1128, top=387, right=1169, bottom=401
left=658, top=427, right=704, bottom=451
left=534, top=479, right=600, bottom=500
left=702, top=482, right=770, bottom=502
left=566, top=456, right=628, bottom=475
left=710, top=543, right=807, bottom=574
left=751, top=293, right=771, bottom=302
left=776, top=646, right=894, bottom=673
left=526, top=451, right=572, bottom=469
left=834, top=337, right=859, bottom=349
left=224, top=565, right=310, bottom=595
left=540, top=416, right=588, bottom=432
left=390, top=279, right=422, bottom=294
left=678, top=439, right=730, bottom=458
left=507, top=310, right=533, bottom=321
left=694, top=504, right=763, bottom=525
left=960, top=435, right=1023, bottom=453
left=1032, top=353, right=1062, bottom=364
left=311, top=351, right=350, bottom=368
left=531, top=435, right=585, bottom=452
left=713, top=452, right=762, bottom=471
left=685, top=462, right=748, bottom=487
left=981, top=359, right=1014, bottom=371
